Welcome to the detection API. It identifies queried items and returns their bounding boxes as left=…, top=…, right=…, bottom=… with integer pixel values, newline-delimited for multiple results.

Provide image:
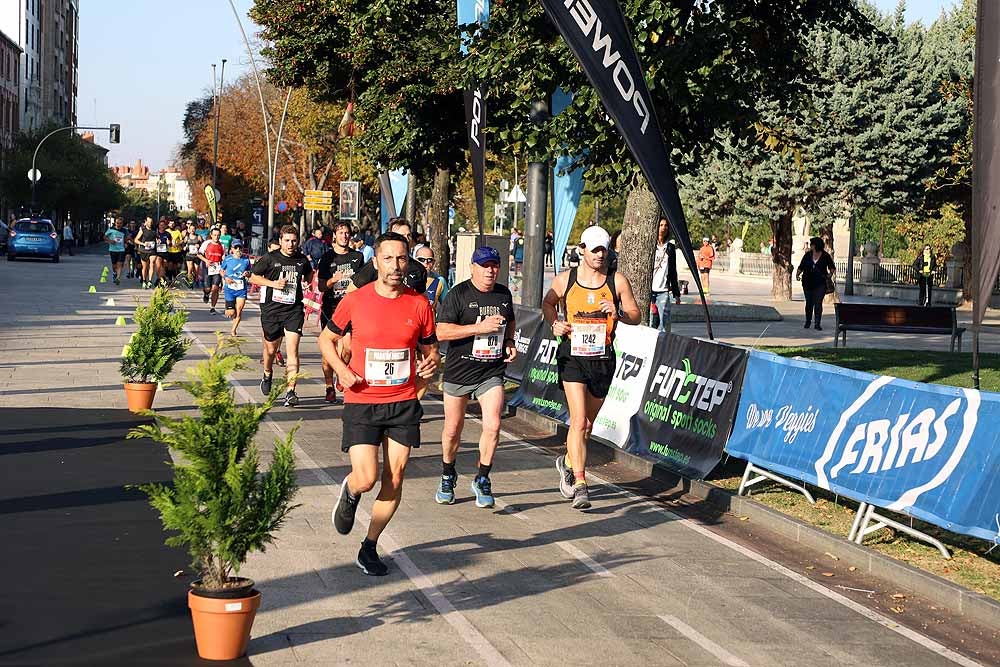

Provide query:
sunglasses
left=416, top=257, right=435, bottom=264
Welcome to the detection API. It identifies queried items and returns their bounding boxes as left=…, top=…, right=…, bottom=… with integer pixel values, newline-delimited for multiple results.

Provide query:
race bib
left=228, top=278, right=245, bottom=291
left=143, top=241, right=155, bottom=251
left=472, top=331, right=503, bottom=360
left=156, top=243, right=168, bottom=253
left=187, top=244, right=199, bottom=255
left=570, top=322, right=606, bottom=357
left=272, top=267, right=299, bottom=304
left=207, top=263, right=221, bottom=276
left=365, top=348, right=410, bottom=386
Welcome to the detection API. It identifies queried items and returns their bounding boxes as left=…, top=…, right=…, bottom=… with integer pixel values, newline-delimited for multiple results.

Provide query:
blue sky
left=78, top=0, right=957, bottom=173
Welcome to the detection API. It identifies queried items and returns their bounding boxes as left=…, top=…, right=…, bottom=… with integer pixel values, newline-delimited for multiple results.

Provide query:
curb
left=508, top=405, right=1000, bottom=633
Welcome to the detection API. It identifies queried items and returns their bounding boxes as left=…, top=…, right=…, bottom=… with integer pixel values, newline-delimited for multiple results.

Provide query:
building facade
left=0, top=30, right=21, bottom=155
left=0, top=0, right=78, bottom=132
left=112, top=161, right=194, bottom=212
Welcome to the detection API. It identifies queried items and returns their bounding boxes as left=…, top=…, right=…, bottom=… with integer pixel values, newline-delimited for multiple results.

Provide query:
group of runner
left=110, top=211, right=641, bottom=576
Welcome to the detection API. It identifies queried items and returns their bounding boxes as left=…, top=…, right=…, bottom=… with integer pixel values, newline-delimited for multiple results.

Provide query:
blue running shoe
left=471, top=475, right=495, bottom=508
left=435, top=473, right=457, bottom=505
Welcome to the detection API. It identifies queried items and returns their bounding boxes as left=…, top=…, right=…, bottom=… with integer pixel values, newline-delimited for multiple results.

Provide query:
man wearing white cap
left=541, top=226, right=642, bottom=509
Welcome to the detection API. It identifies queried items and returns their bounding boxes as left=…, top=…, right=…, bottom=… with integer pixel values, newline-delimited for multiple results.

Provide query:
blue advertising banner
left=551, top=88, right=585, bottom=273
left=727, top=351, right=1000, bottom=542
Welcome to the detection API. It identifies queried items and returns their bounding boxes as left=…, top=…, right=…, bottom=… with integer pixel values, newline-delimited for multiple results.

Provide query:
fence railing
left=710, top=252, right=952, bottom=287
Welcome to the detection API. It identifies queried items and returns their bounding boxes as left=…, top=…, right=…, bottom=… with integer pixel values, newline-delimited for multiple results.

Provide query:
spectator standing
left=913, top=243, right=936, bottom=307
left=61, top=222, right=75, bottom=256
left=697, top=237, right=716, bottom=295
left=302, top=227, right=330, bottom=269
left=651, top=219, right=680, bottom=331
left=795, top=236, right=836, bottom=331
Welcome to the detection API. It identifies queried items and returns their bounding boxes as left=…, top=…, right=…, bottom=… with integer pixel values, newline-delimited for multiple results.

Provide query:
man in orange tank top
left=542, top=226, right=642, bottom=509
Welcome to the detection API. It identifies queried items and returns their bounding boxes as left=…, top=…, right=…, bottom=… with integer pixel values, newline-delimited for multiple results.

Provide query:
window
left=15, top=220, right=55, bottom=234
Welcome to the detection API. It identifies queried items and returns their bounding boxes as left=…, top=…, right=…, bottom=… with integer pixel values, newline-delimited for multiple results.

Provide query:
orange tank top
left=562, top=268, right=618, bottom=357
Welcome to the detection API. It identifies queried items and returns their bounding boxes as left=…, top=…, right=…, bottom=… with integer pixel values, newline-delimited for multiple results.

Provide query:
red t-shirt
left=329, top=283, right=436, bottom=404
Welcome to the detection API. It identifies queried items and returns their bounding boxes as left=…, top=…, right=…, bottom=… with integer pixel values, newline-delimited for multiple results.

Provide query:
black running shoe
left=283, top=390, right=299, bottom=407
left=203, top=293, right=209, bottom=304
left=356, top=544, right=389, bottom=576
left=333, top=482, right=360, bottom=535
left=210, top=307, right=217, bottom=314
left=260, top=373, right=273, bottom=396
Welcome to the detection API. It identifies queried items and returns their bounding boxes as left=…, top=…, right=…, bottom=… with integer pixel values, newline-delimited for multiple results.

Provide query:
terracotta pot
left=188, top=582, right=261, bottom=661
left=123, top=382, right=157, bottom=413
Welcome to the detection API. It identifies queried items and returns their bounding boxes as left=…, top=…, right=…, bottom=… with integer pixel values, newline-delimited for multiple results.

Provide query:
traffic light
left=109, top=124, right=121, bottom=144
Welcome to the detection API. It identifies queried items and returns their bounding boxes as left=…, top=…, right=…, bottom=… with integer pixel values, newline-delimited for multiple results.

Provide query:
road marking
left=555, top=540, right=614, bottom=578
left=183, top=326, right=512, bottom=667
left=496, top=427, right=984, bottom=667
left=658, top=615, right=750, bottom=666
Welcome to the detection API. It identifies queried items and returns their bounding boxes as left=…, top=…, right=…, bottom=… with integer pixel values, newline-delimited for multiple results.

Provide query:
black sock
left=362, top=537, right=377, bottom=551
left=443, top=461, right=457, bottom=478
left=478, top=462, right=492, bottom=479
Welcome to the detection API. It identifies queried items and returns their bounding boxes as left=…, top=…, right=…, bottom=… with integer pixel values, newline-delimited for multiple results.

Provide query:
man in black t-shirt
left=249, top=224, right=314, bottom=407
left=351, top=218, right=427, bottom=293
left=317, top=221, right=365, bottom=403
left=434, top=246, right=516, bottom=509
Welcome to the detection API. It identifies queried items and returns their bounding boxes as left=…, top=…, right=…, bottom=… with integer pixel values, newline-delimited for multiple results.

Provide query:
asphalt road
left=0, top=247, right=996, bottom=666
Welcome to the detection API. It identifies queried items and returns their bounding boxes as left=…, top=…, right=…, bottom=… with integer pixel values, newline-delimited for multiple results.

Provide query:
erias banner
left=727, top=351, right=1000, bottom=543
left=537, top=0, right=707, bottom=304
left=625, top=334, right=747, bottom=479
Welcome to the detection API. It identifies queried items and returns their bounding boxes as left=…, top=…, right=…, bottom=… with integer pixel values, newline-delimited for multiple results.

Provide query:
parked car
left=8, top=218, right=59, bottom=262
left=0, top=221, right=8, bottom=252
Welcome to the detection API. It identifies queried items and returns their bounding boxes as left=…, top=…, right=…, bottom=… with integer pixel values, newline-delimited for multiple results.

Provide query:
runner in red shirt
left=318, top=231, right=439, bottom=576
left=197, top=227, right=226, bottom=314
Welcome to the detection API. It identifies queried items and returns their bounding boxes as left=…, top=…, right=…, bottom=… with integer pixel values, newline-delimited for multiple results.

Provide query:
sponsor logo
left=615, top=353, right=643, bottom=381
left=470, top=89, right=484, bottom=147
left=513, top=326, right=532, bottom=355
left=814, top=376, right=980, bottom=510
left=649, top=358, right=733, bottom=413
left=534, top=338, right=558, bottom=365
left=562, top=0, right=651, bottom=134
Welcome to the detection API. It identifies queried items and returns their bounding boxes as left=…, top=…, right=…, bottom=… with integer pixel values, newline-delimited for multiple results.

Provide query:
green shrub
left=120, top=288, right=191, bottom=384
left=129, top=338, right=299, bottom=590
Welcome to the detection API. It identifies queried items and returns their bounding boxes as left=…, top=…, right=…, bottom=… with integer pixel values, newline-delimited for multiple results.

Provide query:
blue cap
left=472, top=246, right=501, bottom=265
left=231, top=239, right=243, bottom=247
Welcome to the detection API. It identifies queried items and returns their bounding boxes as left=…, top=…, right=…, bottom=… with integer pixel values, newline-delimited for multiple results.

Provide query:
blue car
left=8, top=218, right=60, bottom=262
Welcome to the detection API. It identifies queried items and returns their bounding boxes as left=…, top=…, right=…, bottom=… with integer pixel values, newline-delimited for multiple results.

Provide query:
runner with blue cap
left=434, top=246, right=517, bottom=508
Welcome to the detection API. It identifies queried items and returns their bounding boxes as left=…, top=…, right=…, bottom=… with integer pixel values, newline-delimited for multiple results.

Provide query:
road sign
left=27, top=169, right=40, bottom=183
left=251, top=206, right=264, bottom=226
left=276, top=201, right=288, bottom=213
left=303, top=189, right=334, bottom=212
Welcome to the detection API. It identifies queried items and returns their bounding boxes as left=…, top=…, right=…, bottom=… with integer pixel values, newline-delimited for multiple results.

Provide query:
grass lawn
left=711, top=346, right=1000, bottom=601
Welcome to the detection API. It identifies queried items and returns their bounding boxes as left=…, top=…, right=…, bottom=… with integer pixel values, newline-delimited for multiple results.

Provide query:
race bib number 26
left=365, top=348, right=410, bottom=386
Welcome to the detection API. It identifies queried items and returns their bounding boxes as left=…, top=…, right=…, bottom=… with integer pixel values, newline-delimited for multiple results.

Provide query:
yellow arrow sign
left=303, top=202, right=333, bottom=211
left=303, top=189, right=333, bottom=200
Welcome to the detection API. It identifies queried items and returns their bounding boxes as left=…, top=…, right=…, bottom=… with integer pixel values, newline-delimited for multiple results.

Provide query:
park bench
left=833, top=303, right=966, bottom=352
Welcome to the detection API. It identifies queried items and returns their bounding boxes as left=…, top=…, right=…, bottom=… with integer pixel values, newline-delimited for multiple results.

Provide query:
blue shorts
left=223, top=288, right=247, bottom=304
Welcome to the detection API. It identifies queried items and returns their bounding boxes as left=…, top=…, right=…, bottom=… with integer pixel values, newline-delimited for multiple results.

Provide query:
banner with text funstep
left=303, top=189, right=334, bottom=212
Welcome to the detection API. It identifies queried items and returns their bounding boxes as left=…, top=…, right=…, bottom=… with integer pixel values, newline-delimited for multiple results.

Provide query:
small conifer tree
left=129, top=337, right=299, bottom=590
left=120, top=288, right=191, bottom=384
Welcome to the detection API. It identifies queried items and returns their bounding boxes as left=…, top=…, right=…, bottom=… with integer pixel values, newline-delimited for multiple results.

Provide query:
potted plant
left=120, top=287, right=191, bottom=412
left=129, top=338, right=298, bottom=661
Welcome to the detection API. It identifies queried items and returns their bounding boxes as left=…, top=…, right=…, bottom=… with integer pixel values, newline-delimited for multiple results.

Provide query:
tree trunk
left=771, top=212, right=793, bottom=301
left=405, top=170, right=417, bottom=224
left=618, top=180, right=659, bottom=325
left=429, top=167, right=451, bottom=273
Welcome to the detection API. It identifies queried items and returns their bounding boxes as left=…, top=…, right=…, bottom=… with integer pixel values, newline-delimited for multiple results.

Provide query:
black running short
left=204, top=274, right=222, bottom=288
left=168, top=252, right=184, bottom=265
left=138, top=252, right=153, bottom=262
left=341, top=399, right=423, bottom=451
left=557, top=354, right=616, bottom=399
left=260, top=308, right=305, bottom=342
left=109, top=251, right=125, bottom=264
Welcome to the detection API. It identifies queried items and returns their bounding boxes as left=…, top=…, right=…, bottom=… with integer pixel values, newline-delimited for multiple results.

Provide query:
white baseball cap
left=579, top=226, right=611, bottom=250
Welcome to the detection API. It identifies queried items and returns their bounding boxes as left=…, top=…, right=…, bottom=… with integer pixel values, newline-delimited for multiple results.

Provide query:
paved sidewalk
left=0, top=251, right=995, bottom=666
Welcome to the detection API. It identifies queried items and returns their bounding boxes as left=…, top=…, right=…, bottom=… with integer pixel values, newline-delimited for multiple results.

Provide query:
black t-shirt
left=437, top=280, right=515, bottom=385
left=798, top=251, right=835, bottom=291
left=352, top=256, right=428, bottom=294
left=252, top=249, right=313, bottom=314
left=137, top=228, right=157, bottom=253
left=317, top=247, right=365, bottom=309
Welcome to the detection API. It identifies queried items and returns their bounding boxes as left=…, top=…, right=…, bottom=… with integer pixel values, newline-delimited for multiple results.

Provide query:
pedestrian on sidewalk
left=795, top=236, right=836, bottom=331
left=652, top=218, right=680, bottom=331
left=321, top=230, right=440, bottom=576
left=697, top=237, right=715, bottom=295
left=543, top=226, right=642, bottom=510
left=434, top=246, right=516, bottom=509
left=913, top=243, right=936, bottom=307
left=61, top=222, right=75, bottom=256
